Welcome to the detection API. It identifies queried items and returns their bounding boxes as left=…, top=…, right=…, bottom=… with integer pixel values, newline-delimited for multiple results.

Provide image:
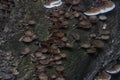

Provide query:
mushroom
left=24, top=30, right=34, bottom=37
left=87, top=47, right=97, bottom=54
left=89, top=33, right=96, bottom=38
left=80, top=41, right=91, bottom=48
left=99, top=15, right=107, bottom=21
left=56, top=66, right=65, bottom=72
left=21, top=47, right=30, bottom=55
left=50, top=73, right=57, bottom=79
left=91, top=40, right=104, bottom=48
left=106, top=64, right=120, bottom=74
left=21, top=36, right=33, bottom=42
left=99, top=29, right=110, bottom=35
left=34, top=52, right=43, bottom=58
left=95, top=71, right=111, bottom=80
left=78, top=20, right=92, bottom=29
left=60, top=52, right=66, bottom=58
left=54, top=55, right=62, bottom=60
left=89, top=15, right=98, bottom=23
left=39, top=73, right=48, bottom=80
left=44, top=0, right=63, bottom=8
left=39, top=59, right=50, bottom=65
left=72, top=0, right=80, bottom=5
left=28, top=20, right=36, bottom=25
left=101, top=35, right=110, bottom=40
left=84, top=1, right=115, bottom=16
left=55, top=60, right=62, bottom=65
left=36, top=65, right=46, bottom=72
left=55, top=77, right=65, bottom=80
left=61, top=37, right=68, bottom=42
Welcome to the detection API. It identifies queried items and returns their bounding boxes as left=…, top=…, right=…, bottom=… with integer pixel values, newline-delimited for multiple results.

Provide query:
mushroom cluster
left=18, top=0, right=115, bottom=79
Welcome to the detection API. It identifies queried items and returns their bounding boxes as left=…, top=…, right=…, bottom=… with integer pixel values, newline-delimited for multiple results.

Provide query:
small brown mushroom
left=24, top=30, right=34, bottom=37
left=39, top=73, right=48, bottom=80
left=61, top=37, right=68, bottom=42
left=28, top=20, right=36, bottom=25
left=52, top=12, right=60, bottom=18
left=89, top=33, right=96, bottom=38
left=72, top=0, right=80, bottom=5
left=56, top=66, right=65, bottom=72
left=21, top=47, right=30, bottom=55
left=54, top=55, right=62, bottom=60
left=91, top=40, right=104, bottom=48
left=73, top=12, right=80, bottom=18
left=36, top=65, right=46, bottom=72
left=65, top=42, right=73, bottom=48
left=60, top=52, right=66, bottom=58
left=21, top=36, right=33, bottom=42
left=50, top=73, right=57, bottom=79
left=87, top=47, right=97, bottom=54
left=39, top=59, right=50, bottom=65
left=64, top=12, right=71, bottom=18
left=89, top=15, right=98, bottom=23
left=55, top=77, right=65, bottom=80
left=34, top=52, right=43, bottom=58
left=80, top=41, right=91, bottom=48
left=78, top=20, right=92, bottom=29
left=55, top=60, right=62, bottom=65
left=99, top=29, right=110, bottom=35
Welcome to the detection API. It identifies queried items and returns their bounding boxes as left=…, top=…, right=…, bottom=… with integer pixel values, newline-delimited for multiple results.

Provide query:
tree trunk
left=0, top=0, right=119, bottom=80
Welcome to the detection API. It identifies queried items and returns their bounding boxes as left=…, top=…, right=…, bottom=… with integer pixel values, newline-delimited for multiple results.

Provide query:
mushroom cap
left=54, top=55, right=62, bottom=60
left=101, top=35, right=110, bottom=40
left=24, top=30, right=34, bottom=37
left=61, top=37, right=68, bottom=42
left=84, top=1, right=115, bottom=16
left=50, top=73, right=57, bottom=79
left=28, top=20, right=36, bottom=25
left=92, top=40, right=105, bottom=48
left=72, top=0, right=80, bottom=5
left=60, top=52, right=66, bottom=58
left=56, top=66, right=65, bottom=72
left=78, top=20, right=92, bottom=29
left=22, top=36, right=33, bottom=42
left=39, top=59, right=50, bottom=65
left=21, top=47, right=30, bottom=55
left=39, top=73, right=48, bottom=80
left=99, top=29, right=110, bottom=35
left=55, top=77, right=65, bottom=80
left=87, top=47, right=97, bottom=54
left=106, top=64, right=120, bottom=74
left=95, top=71, right=111, bottom=80
left=99, top=15, right=107, bottom=21
left=55, top=60, right=62, bottom=65
left=34, top=52, right=43, bottom=58
left=44, top=0, right=62, bottom=8
left=80, top=41, right=91, bottom=48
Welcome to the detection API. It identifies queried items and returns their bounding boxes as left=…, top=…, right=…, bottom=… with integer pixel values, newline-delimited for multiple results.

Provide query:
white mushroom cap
left=106, top=64, right=120, bottom=74
left=44, top=0, right=62, bottom=8
left=84, top=1, right=115, bottom=16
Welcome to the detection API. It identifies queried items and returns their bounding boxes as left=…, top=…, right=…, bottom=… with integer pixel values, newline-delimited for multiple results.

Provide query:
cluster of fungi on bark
left=18, top=0, right=117, bottom=80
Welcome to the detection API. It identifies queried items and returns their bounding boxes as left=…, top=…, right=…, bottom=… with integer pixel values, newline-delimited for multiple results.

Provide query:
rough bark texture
left=0, top=0, right=119, bottom=80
